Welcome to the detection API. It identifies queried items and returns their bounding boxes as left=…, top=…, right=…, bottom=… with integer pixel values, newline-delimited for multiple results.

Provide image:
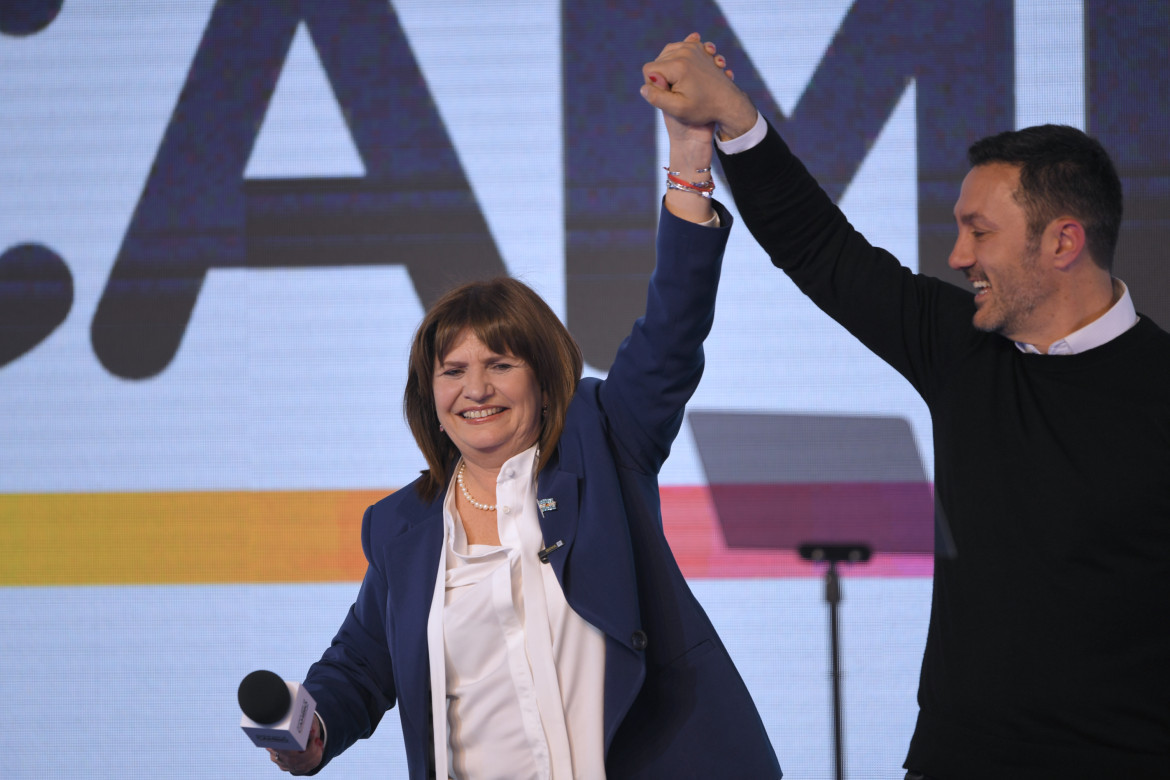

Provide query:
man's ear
left=1049, top=217, right=1087, bottom=270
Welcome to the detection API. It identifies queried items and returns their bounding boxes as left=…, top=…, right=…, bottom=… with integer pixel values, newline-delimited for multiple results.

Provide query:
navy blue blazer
left=303, top=202, right=781, bottom=779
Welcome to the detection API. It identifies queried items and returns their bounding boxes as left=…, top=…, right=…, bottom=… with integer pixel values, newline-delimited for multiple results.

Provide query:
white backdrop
left=0, top=2, right=1114, bottom=778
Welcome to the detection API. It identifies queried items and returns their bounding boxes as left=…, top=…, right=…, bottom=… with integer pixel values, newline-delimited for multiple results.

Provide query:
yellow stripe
left=0, top=490, right=390, bottom=586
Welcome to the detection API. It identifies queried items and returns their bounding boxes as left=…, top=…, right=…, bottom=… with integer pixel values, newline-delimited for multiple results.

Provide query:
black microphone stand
left=799, top=542, right=872, bottom=780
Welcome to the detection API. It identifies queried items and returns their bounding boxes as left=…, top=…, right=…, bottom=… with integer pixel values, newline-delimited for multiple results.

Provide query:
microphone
left=238, top=669, right=317, bottom=751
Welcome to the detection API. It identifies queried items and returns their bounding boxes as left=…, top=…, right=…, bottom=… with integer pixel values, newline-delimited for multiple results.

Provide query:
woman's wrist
left=666, top=140, right=714, bottom=174
left=663, top=162, right=716, bottom=223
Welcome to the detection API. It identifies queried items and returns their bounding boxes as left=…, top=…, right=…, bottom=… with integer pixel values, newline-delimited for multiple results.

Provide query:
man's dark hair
left=968, top=124, right=1122, bottom=270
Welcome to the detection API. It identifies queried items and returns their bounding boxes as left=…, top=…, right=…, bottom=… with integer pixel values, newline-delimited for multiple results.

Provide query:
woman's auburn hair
left=403, top=277, right=584, bottom=502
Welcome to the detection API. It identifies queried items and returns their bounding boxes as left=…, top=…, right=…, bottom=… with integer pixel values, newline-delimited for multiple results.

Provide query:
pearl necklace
left=457, top=461, right=496, bottom=511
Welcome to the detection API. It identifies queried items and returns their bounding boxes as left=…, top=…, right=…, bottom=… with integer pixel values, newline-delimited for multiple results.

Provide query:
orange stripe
left=0, top=487, right=930, bottom=586
left=0, top=490, right=387, bottom=586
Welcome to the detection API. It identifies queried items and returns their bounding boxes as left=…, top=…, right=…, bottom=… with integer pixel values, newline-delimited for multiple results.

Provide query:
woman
left=268, top=48, right=781, bottom=779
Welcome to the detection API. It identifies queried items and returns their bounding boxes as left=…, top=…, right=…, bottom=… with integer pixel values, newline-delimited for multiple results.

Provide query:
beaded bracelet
left=664, top=167, right=715, bottom=198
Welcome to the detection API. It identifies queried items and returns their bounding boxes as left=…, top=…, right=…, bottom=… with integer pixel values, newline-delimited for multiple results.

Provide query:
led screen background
left=1, top=2, right=1165, bottom=777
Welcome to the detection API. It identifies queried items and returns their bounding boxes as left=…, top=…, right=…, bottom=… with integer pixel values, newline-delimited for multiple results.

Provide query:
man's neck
left=1015, top=278, right=1135, bottom=355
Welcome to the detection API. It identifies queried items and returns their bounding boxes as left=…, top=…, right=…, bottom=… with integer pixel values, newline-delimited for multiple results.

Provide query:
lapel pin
left=538, top=539, right=564, bottom=564
left=538, top=497, right=557, bottom=513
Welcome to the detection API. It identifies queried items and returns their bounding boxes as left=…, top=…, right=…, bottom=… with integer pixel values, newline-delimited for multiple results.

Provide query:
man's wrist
left=716, top=111, right=766, bottom=155
left=714, top=93, right=763, bottom=142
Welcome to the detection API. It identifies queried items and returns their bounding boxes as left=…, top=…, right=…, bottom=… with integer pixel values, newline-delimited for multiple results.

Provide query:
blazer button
left=630, top=630, right=648, bottom=651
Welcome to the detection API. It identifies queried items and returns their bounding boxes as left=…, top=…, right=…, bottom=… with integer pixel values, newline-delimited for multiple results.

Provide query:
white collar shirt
left=1016, top=280, right=1138, bottom=354
left=426, top=446, right=606, bottom=780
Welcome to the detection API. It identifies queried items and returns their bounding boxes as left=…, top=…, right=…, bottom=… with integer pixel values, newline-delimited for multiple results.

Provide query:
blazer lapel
left=535, top=463, right=580, bottom=583
left=379, top=496, right=444, bottom=722
left=537, top=436, right=642, bottom=648
left=539, top=432, right=648, bottom=752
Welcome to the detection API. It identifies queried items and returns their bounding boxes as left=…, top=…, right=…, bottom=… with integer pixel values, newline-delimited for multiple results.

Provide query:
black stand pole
left=799, top=543, right=872, bottom=780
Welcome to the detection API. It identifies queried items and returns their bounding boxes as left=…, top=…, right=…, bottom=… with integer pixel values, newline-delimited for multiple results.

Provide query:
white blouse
left=426, top=446, right=607, bottom=779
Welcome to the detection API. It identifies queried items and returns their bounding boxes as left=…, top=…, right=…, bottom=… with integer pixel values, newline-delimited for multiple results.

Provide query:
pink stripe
left=660, top=485, right=934, bottom=579
left=710, top=482, right=934, bottom=554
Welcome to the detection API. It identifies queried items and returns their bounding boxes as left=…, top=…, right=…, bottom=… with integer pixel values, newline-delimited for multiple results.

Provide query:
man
left=642, top=35, right=1170, bottom=780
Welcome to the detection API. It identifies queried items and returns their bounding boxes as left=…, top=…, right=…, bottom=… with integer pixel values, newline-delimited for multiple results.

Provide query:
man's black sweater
left=720, top=123, right=1170, bottom=779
